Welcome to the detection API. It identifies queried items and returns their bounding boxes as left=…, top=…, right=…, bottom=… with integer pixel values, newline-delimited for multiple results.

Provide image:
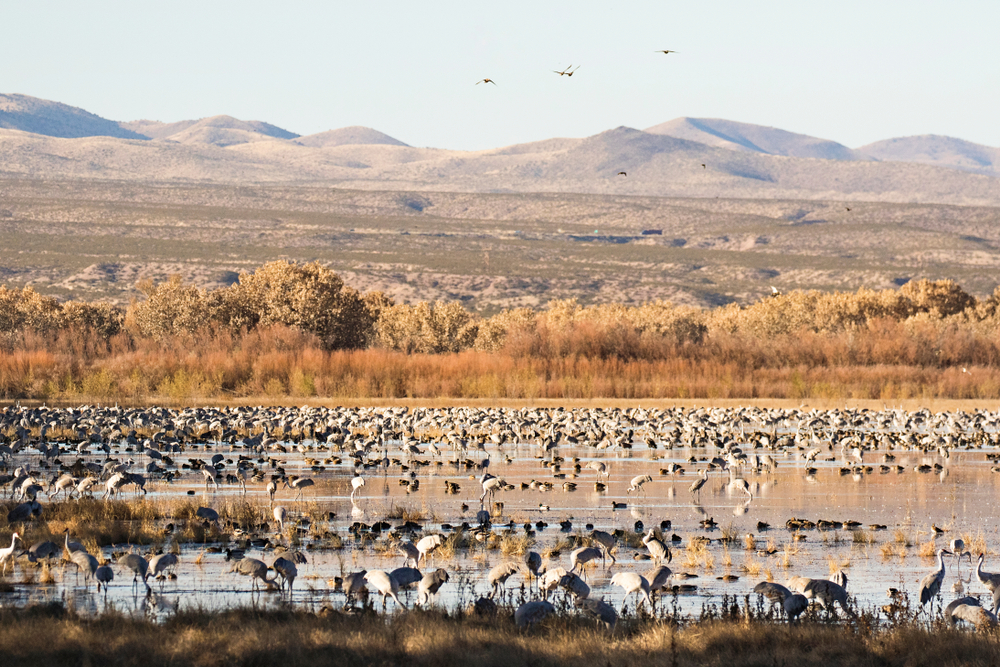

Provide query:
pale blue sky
left=5, top=1, right=999, bottom=150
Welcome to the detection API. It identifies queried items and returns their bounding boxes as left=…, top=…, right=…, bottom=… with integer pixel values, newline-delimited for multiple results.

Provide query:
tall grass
left=0, top=605, right=997, bottom=667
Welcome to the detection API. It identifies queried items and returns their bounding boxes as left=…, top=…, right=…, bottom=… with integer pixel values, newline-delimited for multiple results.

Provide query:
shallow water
left=3, top=406, right=1000, bottom=620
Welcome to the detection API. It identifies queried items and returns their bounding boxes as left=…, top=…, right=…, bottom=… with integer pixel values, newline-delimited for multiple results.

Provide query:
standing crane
left=920, top=548, right=953, bottom=615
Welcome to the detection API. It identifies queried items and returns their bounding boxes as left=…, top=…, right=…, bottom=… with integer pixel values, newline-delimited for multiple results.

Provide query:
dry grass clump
left=0, top=605, right=999, bottom=667
left=918, top=540, right=939, bottom=558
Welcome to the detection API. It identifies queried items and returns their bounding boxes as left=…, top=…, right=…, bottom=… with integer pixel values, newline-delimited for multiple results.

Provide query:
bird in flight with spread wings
left=553, top=65, right=580, bottom=77
left=476, top=78, right=496, bottom=85
left=656, top=50, right=679, bottom=54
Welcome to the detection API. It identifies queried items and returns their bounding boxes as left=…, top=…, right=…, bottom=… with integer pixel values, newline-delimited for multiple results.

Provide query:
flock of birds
left=3, top=402, right=1000, bottom=628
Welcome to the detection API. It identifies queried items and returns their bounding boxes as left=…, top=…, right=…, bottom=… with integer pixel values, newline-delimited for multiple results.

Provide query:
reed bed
left=0, top=604, right=998, bottom=667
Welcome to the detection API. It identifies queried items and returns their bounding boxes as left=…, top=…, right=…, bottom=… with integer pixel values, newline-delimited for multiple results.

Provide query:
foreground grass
left=1, top=605, right=998, bottom=667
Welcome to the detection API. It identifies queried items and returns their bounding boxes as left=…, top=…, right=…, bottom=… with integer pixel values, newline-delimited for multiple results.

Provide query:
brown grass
left=0, top=605, right=998, bottom=667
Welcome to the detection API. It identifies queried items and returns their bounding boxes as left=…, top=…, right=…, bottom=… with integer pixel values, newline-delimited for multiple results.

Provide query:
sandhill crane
left=576, top=597, right=618, bottom=630
left=949, top=538, right=972, bottom=570
left=266, top=478, right=278, bottom=502
left=558, top=571, right=590, bottom=600
left=689, top=469, right=709, bottom=498
left=416, top=534, right=445, bottom=562
left=524, top=551, right=542, bottom=588
left=788, top=577, right=856, bottom=619
left=273, top=506, right=287, bottom=532
left=418, top=568, right=449, bottom=606
left=62, top=529, right=85, bottom=560
left=570, top=546, right=603, bottom=579
left=920, top=549, right=952, bottom=614
left=95, top=562, right=114, bottom=596
left=730, top=477, right=753, bottom=500
left=626, top=474, right=652, bottom=495
left=342, top=570, right=368, bottom=605
left=645, top=565, right=672, bottom=595
left=586, top=461, right=610, bottom=480
left=390, top=567, right=422, bottom=592
left=70, top=550, right=99, bottom=589
left=946, top=596, right=998, bottom=629
left=488, top=561, right=523, bottom=598
left=0, top=533, right=20, bottom=575
left=117, top=552, right=150, bottom=592
left=479, top=473, right=503, bottom=504
left=642, top=530, right=671, bottom=565
left=515, top=600, right=555, bottom=628
left=285, top=475, right=314, bottom=500
left=231, top=557, right=274, bottom=592
left=365, top=570, right=405, bottom=610
left=977, top=554, right=1000, bottom=595
left=754, top=581, right=808, bottom=621
left=149, top=552, right=178, bottom=589
left=589, top=530, right=617, bottom=565
left=272, top=556, right=297, bottom=594
left=610, top=572, right=652, bottom=612
left=350, top=475, right=365, bottom=502
left=201, top=467, right=219, bottom=491
left=399, top=542, right=420, bottom=568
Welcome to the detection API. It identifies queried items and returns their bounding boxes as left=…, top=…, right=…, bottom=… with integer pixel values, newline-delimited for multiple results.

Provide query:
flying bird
left=476, top=78, right=496, bottom=85
left=656, top=50, right=679, bottom=54
left=617, top=171, right=627, bottom=176
left=554, top=65, right=580, bottom=77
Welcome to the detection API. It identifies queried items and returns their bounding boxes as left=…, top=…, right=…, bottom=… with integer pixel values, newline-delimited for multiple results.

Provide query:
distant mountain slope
left=297, top=126, right=408, bottom=148
left=121, top=115, right=299, bottom=147
left=0, top=93, right=147, bottom=140
left=646, top=117, right=867, bottom=161
left=858, top=135, right=1000, bottom=177
left=1, top=124, right=998, bottom=205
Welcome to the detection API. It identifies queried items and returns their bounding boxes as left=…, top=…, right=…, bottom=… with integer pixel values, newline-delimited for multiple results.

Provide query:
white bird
left=610, top=572, right=652, bottom=612
left=0, top=533, right=21, bottom=575
left=350, top=475, right=365, bottom=502
left=365, top=570, right=405, bottom=610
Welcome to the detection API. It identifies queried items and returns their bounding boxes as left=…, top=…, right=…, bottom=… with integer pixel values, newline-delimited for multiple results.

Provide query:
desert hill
left=0, top=93, right=146, bottom=140
left=858, top=135, right=1000, bottom=177
left=645, top=117, right=867, bottom=161
left=297, top=126, right=408, bottom=148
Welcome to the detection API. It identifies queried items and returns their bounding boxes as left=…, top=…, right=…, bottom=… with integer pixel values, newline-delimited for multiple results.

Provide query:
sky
left=4, top=1, right=999, bottom=151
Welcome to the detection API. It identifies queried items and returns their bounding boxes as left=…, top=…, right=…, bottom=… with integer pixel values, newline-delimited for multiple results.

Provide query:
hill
left=858, top=135, right=1000, bottom=177
left=122, top=115, right=299, bottom=147
left=297, top=126, right=408, bottom=148
left=0, top=93, right=147, bottom=140
left=645, top=117, right=867, bottom=161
